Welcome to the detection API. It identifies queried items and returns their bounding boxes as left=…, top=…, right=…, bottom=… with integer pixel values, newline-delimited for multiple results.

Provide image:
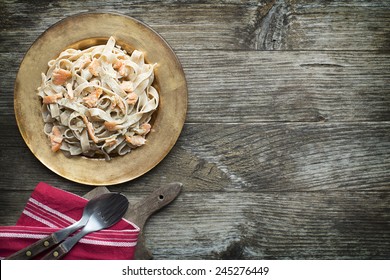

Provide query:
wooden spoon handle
left=125, top=182, right=182, bottom=230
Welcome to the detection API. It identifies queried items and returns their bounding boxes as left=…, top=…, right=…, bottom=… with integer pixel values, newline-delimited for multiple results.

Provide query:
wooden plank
left=1, top=190, right=389, bottom=259
left=248, top=0, right=390, bottom=51
left=180, top=50, right=390, bottom=122
left=0, top=52, right=21, bottom=116
left=0, top=0, right=389, bottom=52
left=144, top=191, right=390, bottom=259
left=172, top=122, right=390, bottom=192
left=2, top=51, right=389, bottom=122
left=0, top=1, right=258, bottom=53
left=1, top=120, right=389, bottom=192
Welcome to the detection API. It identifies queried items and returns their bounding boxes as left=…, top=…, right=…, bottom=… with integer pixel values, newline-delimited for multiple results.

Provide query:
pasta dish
left=37, top=36, right=159, bottom=160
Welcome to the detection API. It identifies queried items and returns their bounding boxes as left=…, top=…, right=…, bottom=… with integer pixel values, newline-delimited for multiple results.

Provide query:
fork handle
left=5, top=234, right=58, bottom=260
left=40, top=243, right=68, bottom=260
left=41, top=229, right=89, bottom=260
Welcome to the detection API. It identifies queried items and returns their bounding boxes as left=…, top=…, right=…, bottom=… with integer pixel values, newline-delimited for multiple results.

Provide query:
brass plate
left=14, top=13, right=187, bottom=186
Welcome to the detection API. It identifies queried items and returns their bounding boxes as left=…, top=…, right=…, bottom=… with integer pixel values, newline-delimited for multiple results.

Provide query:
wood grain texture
left=1, top=0, right=389, bottom=260
left=143, top=191, right=390, bottom=259
left=1, top=51, right=390, bottom=122
left=181, top=50, right=390, bottom=122
left=1, top=120, right=389, bottom=193
left=0, top=0, right=389, bottom=52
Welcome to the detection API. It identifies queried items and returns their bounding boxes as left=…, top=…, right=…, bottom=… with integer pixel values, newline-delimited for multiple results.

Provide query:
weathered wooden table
left=1, top=0, right=389, bottom=259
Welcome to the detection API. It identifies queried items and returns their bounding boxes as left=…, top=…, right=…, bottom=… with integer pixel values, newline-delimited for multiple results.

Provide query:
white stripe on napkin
left=28, top=198, right=77, bottom=224
left=0, top=232, right=48, bottom=239
left=79, top=238, right=137, bottom=247
left=22, top=210, right=57, bottom=228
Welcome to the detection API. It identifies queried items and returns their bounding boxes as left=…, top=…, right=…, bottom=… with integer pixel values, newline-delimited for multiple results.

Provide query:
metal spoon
left=5, top=192, right=127, bottom=260
left=41, top=193, right=129, bottom=260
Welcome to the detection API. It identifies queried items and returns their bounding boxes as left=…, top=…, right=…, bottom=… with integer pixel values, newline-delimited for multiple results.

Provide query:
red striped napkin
left=0, top=182, right=140, bottom=260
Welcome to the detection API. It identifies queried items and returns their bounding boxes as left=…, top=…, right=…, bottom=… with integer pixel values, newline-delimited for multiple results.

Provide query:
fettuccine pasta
left=37, top=36, right=159, bottom=160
